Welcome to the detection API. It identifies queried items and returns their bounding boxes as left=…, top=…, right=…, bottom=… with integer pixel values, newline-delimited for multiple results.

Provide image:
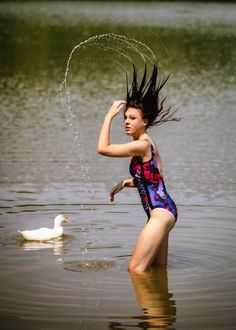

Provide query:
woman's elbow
left=97, top=146, right=108, bottom=156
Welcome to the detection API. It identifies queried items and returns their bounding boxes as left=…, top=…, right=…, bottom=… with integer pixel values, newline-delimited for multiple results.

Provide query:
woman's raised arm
left=97, top=100, right=148, bottom=157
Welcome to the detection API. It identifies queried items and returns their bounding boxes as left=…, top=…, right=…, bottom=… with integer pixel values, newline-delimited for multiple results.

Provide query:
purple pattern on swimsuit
left=129, top=144, right=178, bottom=220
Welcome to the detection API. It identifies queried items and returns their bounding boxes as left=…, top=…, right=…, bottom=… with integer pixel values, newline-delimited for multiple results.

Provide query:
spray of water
left=60, top=33, right=170, bottom=209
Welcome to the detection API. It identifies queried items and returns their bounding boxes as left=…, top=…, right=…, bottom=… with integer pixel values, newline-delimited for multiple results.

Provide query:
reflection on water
left=108, top=266, right=176, bottom=330
left=130, top=267, right=176, bottom=330
left=20, top=237, right=65, bottom=256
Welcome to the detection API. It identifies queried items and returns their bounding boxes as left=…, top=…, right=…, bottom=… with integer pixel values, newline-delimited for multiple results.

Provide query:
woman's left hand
left=109, top=180, right=125, bottom=202
left=107, top=100, right=127, bottom=118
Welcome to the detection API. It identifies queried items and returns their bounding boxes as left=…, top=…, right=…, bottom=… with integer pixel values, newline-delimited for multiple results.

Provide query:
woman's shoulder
left=132, top=139, right=150, bottom=151
left=141, top=137, right=157, bottom=151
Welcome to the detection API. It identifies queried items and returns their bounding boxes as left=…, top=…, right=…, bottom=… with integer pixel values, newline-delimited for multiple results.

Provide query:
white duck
left=18, top=215, right=70, bottom=241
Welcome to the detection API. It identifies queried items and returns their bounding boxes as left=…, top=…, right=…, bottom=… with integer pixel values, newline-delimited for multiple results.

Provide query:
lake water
left=0, top=1, right=235, bottom=329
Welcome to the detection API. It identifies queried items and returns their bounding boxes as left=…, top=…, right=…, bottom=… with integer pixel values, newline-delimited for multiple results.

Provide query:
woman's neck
left=133, top=132, right=149, bottom=141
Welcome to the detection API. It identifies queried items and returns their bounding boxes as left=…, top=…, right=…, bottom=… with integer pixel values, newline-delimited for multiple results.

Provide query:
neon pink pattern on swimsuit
left=129, top=144, right=178, bottom=220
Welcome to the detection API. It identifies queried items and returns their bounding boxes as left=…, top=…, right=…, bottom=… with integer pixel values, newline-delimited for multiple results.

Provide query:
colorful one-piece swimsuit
left=129, top=143, right=178, bottom=221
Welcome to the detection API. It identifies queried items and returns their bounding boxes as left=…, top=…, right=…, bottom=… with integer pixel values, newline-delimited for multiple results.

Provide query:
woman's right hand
left=107, top=100, right=127, bottom=119
left=109, top=180, right=125, bottom=202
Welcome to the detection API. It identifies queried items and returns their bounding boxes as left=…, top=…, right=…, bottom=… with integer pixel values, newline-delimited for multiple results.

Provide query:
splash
left=61, top=33, right=170, bottom=134
left=63, top=259, right=116, bottom=272
left=61, top=34, right=156, bottom=135
left=60, top=33, right=170, bottom=206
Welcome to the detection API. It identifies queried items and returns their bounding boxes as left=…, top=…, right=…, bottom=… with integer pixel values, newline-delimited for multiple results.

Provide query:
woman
left=98, top=64, right=179, bottom=273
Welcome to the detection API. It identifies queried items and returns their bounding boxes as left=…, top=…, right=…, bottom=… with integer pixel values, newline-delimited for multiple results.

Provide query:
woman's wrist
left=122, top=179, right=127, bottom=187
left=105, top=112, right=113, bottom=121
left=123, top=179, right=133, bottom=187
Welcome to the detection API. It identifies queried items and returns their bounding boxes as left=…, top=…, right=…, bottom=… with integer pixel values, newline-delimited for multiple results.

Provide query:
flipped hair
left=125, top=64, right=180, bottom=127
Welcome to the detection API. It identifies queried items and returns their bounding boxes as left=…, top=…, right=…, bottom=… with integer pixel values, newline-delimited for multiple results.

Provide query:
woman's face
left=123, top=107, right=148, bottom=136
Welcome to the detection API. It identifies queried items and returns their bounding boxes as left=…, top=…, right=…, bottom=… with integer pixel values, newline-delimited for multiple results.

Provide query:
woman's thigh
left=129, top=208, right=175, bottom=272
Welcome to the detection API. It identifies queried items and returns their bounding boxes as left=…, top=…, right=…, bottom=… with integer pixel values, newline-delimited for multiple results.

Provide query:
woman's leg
left=128, top=208, right=175, bottom=273
left=153, top=234, right=169, bottom=265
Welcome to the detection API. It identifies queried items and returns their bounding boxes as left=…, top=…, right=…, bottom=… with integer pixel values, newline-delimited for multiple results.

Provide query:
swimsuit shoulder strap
left=150, top=143, right=155, bottom=153
left=142, top=139, right=156, bottom=156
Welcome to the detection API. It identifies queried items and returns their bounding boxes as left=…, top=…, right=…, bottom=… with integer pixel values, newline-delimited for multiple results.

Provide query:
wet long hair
left=125, top=64, right=180, bottom=127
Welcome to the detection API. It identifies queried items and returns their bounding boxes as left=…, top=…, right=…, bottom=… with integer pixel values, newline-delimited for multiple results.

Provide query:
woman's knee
left=128, top=258, right=149, bottom=273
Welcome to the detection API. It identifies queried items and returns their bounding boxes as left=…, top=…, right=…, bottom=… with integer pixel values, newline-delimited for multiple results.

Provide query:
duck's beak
left=63, top=217, right=70, bottom=224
